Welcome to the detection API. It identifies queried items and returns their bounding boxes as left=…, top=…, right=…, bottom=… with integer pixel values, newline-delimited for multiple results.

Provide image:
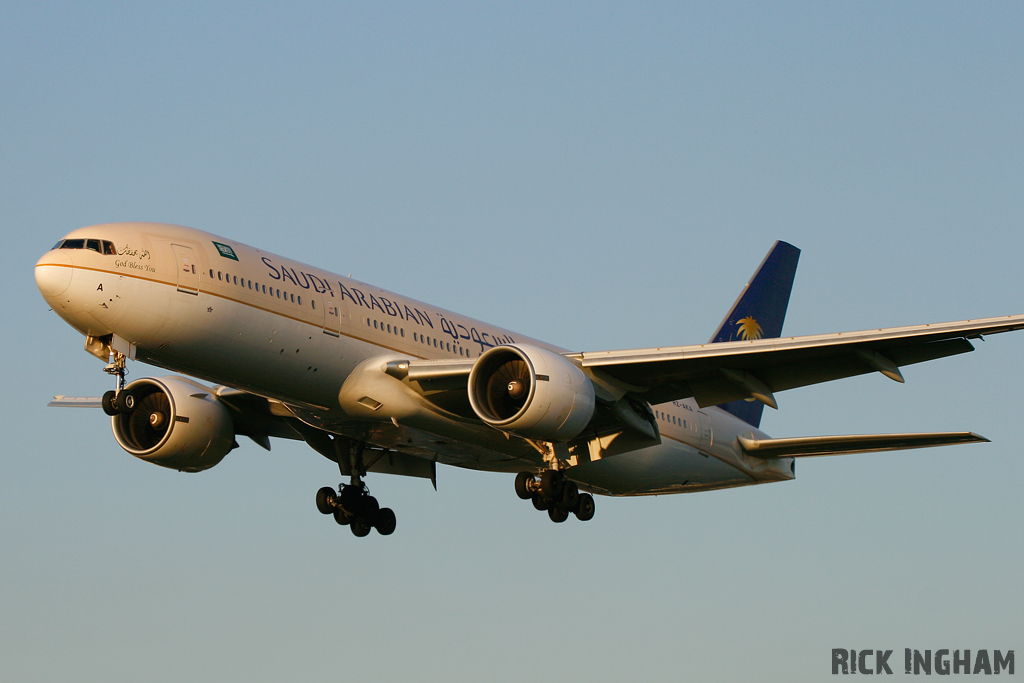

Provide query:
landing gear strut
left=515, top=470, right=595, bottom=523
left=100, top=349, right=133, bottom=417
left=314, top=438, right=397, bottom=537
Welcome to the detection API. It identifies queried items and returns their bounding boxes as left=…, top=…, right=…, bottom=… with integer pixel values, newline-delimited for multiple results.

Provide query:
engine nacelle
left=112, top=376, right=235, bottom=472
left=468, top=345, right=596, bottom=442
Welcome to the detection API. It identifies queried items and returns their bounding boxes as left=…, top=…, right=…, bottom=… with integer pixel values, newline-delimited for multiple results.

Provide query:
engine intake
left=112, top=377, right=235, bottom=472
left=468, top=345, right=595, bottom=442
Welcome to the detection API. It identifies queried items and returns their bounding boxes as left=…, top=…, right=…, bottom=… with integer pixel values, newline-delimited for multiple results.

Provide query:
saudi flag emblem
left=212, top=241, right=239, bottom=261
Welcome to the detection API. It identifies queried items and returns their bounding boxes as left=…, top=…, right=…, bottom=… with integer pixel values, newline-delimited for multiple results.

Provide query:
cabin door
left=321, top=289, right=343, bottom=337
left=698, top=411, right=714, bottom=449
left=171, top=244, right=199, bottom=295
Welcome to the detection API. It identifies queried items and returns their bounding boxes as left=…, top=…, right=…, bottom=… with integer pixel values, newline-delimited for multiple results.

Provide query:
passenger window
left=233, top=276, right=238, bottom=285
left=297, top=295, right=301, bottom=305
left=291, top=293, right=295, bottom=303
left=210, top=269, right=215, bottom=278
left=387, top=324, right=391, bottom=333
left=218, top=272, right=223, bottom=281
left=311, top=299, right=315, bottom=309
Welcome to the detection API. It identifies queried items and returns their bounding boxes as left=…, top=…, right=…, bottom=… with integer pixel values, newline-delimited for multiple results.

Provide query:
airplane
left=35, top=222, right=1024, bottom=537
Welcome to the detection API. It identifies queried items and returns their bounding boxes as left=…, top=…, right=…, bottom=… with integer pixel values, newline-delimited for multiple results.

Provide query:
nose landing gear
left=515, top=470, right=595, bottom=523
left=100, top=349, right=133, bottom=416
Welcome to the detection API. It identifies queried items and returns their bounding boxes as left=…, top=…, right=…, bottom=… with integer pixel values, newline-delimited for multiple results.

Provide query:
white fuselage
left=35, top=222, right=793, bottom=495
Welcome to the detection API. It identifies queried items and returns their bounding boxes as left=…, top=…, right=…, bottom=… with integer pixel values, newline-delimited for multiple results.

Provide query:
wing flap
left=738, top=431, right=989, bottom=459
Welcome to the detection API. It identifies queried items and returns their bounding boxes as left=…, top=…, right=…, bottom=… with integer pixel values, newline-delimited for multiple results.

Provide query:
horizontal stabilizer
left=738, top=431, right=988, bottom=459
left=48, top=396, right=103, bottom=408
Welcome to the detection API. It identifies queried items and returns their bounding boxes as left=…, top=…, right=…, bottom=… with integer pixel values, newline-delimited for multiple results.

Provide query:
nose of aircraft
left=35, top=250, right=73, bottom=301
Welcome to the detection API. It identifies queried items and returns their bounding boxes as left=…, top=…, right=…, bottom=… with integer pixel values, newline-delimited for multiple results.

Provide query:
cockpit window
left=56, top=238, right=118, bottom=254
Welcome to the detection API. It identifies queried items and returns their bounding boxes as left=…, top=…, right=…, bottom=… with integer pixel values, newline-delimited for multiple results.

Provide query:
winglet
left=711, top=241, right=800, bottom=427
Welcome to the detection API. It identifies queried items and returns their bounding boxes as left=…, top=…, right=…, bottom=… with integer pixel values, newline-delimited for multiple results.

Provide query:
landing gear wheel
left=316, top=487, right=336, bottom=515
left=532, top=493, right=550, bottom=511
left=559, top=481, right=579, bottom=510
left=350, top=519, right=372, bottom=537
left=333, top=509, right=352, bottom=526
left=514, top=471, right=534, bottom=500
left=116, top=389, right=136, bottom=414
left=375, top=508, right=396, bottom=536
left=575, top=493, right=596, bottom=521
left=360, top=495, right=380, bottom=524
left=101, top=391, right=118, bottom=417
left=548, top=506, right=569, bottom=523
left=540, top=470, right=564, bottom=499
left=338, top=485, right=362, bottom=514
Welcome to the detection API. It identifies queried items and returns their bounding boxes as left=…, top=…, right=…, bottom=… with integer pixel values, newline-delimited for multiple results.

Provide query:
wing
left=48, top=385, right=436, bottom=479
left=738, top=431, right=988, bottom=458
left=568, top=314, right=1024, bottom=408
left=48, top=396, right=103, bottom=407
left=49, top=386, right=305, bottom=450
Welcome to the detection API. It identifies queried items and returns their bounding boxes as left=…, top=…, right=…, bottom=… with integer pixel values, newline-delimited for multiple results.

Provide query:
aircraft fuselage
left=35, top=222, right=792, bottom=496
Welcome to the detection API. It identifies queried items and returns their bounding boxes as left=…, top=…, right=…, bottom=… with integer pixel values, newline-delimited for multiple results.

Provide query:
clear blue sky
left=3, top=2, right=1022, bottom=681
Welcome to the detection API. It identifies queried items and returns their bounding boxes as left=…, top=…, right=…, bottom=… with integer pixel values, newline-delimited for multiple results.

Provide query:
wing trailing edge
left=738, top=431, right=988, bottom=459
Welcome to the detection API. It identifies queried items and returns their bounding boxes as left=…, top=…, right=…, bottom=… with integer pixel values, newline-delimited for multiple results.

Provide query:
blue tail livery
left=710, top=240, right=801, bottom=427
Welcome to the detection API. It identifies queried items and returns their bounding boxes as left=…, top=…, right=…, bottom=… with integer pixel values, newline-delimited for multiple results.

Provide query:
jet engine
left=111, top=376, right=235, bottom=472
left=468, top=345, right=595, bottom=442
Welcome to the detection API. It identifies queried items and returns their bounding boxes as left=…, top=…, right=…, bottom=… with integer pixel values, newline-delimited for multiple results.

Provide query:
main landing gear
left=515, top=470, right=595, bottom=523
left=315, top=439, right=396, bottom=537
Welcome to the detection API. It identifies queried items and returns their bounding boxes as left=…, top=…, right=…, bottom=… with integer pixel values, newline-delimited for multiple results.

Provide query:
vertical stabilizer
left=710, top=241, right=800, bottom=428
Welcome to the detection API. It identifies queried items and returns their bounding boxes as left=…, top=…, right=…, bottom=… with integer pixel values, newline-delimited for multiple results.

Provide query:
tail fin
left=710, top=240, right=800, bottom=428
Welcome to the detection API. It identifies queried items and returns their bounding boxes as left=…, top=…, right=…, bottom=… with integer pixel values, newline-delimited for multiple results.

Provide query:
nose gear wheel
left=100, top=346, right=132, bottom=416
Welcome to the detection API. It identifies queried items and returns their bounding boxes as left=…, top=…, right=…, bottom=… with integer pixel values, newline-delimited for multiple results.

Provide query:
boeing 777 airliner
left=35, top=223, right=1024, bottom=537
